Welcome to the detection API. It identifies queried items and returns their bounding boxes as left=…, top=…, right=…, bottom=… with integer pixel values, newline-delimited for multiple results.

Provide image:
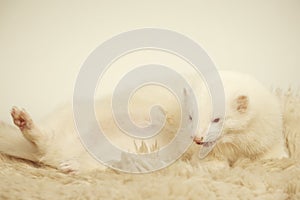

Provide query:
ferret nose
left=193, top=136, right=204, bottom=145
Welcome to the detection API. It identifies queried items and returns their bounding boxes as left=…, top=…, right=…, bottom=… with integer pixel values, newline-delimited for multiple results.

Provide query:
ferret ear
left=233, top=95, right=249, bottom=113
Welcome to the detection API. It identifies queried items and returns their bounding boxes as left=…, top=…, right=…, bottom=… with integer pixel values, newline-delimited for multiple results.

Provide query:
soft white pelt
left=0, top=89, right=299, bottom=199
left=0, top=71, right=290, bottom=174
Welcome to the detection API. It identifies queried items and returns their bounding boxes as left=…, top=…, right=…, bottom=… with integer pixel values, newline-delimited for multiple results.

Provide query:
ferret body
left=0, top=71, right=288, bottom=173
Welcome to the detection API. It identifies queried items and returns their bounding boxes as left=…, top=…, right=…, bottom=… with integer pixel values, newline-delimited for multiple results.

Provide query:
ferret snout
left=193, top=136, right=204, bottom=145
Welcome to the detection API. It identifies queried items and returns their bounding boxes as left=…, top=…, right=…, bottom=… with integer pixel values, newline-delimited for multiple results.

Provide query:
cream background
left=0, top=0, right=300, bottom=123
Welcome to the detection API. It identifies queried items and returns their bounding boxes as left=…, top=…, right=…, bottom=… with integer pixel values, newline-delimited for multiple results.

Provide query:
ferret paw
left=59, top=159, right=80, bottom=174
left=11, top=107, right=33, bottom=131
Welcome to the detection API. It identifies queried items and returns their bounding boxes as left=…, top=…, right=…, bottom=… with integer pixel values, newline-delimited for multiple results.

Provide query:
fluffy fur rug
left=0, top=89, right=299, bottom=200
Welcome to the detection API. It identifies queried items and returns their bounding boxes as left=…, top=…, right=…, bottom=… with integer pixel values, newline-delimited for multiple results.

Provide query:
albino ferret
left=0, top=71, right=288, bottom=173
left=192, top=71, right=288, bottom=165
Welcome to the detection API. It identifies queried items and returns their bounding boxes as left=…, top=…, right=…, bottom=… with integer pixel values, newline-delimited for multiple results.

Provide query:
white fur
left=0, top=70, right=288, bottom=173
left=193, top=71, right=288, bottom=165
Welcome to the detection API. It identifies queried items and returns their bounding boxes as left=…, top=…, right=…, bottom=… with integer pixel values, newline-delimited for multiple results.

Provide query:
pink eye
left=212, top=118, right=220, bottom=123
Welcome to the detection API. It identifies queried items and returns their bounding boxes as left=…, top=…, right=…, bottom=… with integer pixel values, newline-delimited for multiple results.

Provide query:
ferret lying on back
left=0, top=71, right=288, bottom=173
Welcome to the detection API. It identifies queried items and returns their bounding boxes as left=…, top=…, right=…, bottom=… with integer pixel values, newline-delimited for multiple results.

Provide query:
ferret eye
left=212, top=118, right=220, bottom=123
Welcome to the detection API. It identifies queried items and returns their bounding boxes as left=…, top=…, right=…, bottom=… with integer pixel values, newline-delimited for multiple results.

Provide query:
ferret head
left=193, top=90, right=253, bottom=151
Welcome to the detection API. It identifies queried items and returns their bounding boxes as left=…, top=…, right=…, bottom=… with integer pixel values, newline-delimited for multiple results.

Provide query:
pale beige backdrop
left=0, top=0, right=299, bottom=123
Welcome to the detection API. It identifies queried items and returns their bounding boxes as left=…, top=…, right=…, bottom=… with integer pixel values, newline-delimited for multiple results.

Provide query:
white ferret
left=192, top=71, right=288, bottom=166
left=0, top=71, right=288, bottom=173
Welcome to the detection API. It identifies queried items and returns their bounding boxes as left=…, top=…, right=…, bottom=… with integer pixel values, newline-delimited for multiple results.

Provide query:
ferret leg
left=11, top=107, right=49, bottom=151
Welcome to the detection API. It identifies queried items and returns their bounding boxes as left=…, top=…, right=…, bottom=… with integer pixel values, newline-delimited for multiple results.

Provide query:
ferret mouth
left=193, top=137, right=216, bottom=147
